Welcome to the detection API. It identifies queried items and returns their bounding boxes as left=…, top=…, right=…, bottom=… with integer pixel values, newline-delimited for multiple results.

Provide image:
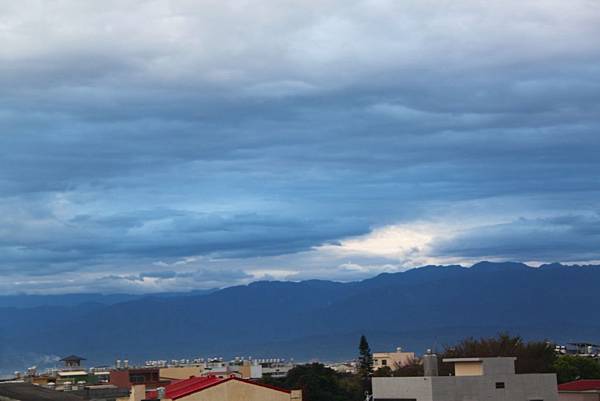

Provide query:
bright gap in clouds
left=1, top=0, right=599, bottom=293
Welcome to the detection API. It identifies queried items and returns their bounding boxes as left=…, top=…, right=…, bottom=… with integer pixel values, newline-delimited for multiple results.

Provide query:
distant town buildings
left=1, top=354, right=297, bottom=401
left=555, top=343, right=600, bottom=358
left=372, top=355, right=558, bottom=401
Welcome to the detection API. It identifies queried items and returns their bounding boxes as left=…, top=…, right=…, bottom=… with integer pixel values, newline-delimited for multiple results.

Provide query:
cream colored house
left=373, top=347, right=415, bottom=370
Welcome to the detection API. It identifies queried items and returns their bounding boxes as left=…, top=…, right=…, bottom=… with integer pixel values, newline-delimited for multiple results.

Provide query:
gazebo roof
left=59, top=355, right=86, bottom=362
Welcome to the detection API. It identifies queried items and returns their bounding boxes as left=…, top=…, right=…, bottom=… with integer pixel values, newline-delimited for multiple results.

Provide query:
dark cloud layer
left=1, top=1, right=600, bottom=293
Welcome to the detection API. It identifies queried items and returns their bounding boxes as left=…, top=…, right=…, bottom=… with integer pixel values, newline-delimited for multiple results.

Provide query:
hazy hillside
left=1, top=262, right=599, bottom=374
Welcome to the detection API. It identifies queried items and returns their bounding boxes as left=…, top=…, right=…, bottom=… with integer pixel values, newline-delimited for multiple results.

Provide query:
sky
left=1, top=0, right=600, bottom=294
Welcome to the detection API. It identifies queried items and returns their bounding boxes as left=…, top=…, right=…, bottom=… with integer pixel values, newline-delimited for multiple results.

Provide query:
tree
left=372, top=366, right=392, bottom=377
left=440, top=333, right=556, bottom=375
left=358, top=335, right=374, bottom=394
left=553, top=355, right=600, bottom=383
left=261, top=363, right=363, bottom=401
left=392, top=357, right=424, bottom=377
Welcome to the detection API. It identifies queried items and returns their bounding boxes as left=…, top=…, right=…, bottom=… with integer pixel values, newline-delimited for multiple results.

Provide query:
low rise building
left=373, top=347, right=415, bottom=370
left=109, top=367, right=168, bottom=390
left=372, top=355, right=558, bottom=401
left=0, top=382, right=84, bottom=401
left=159, top=366, right=204, bottom=381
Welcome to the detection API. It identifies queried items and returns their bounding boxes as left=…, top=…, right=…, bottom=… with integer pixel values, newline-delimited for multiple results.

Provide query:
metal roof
left=559, top=380, right=600, bottom=392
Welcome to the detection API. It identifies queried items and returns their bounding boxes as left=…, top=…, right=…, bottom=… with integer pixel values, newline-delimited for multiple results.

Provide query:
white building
left=372, top=356, right=558, bottom=401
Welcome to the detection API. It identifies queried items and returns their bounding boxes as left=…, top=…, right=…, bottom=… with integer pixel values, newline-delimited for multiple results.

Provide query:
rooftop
left=0, top=383, right=84, bottom=401
left=147, top=375, right=291, bottom=400
left=559, top=380, right=600, bottom=392
left=60, top=355, right=86, bottom=362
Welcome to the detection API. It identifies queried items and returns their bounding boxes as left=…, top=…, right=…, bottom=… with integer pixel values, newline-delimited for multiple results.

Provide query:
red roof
left=147, top=375, right=291, bottom=400
left=559, top=380, right=600, bottom=392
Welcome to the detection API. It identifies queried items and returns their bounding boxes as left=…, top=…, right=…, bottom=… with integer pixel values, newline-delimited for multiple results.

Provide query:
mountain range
left=1, top=261, right=599, bottom=375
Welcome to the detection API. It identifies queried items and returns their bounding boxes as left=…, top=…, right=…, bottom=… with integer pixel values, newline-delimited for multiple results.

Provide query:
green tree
left=372, top=366, right=392, bottom=377
left=440, top=333, right=556, bottom=375
left=392, top=357, right=424, bottom=377
left=553, top=355, right=600, bottom=383
left=261, top=363, right=362, bottom=401
left=358, top=334, right=374, bottom=393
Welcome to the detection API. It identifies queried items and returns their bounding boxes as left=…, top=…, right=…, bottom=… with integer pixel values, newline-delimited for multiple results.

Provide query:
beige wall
left=160, top=366, right=203, bottom=381
left=373, top=351, right=415, bottom=369
left=239, top=364, right=251, bottom=379
left=178, top=380, right=298, bottom=401
left=129, top=384, right=146, bottom=401
left=454, top=361, right=483, bottom=376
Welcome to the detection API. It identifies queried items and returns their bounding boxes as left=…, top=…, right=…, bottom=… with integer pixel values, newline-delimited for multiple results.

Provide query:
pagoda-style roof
left=60, top=355, right=86, bottom=362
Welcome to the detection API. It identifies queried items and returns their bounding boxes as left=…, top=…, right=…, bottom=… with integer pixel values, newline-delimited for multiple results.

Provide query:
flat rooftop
left=0, top=383, right=84, bottom=401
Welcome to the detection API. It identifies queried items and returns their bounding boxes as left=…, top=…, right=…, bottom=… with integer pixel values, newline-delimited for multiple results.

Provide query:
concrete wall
left=177, top=380, right=297, bottom=401
left=481, top=358, right=516, bottom=376
left=373, top=377, right=433, bottom=400
left=373, top=373, right=558, bottom=401
left=559, top=393, right=600, bottom=401
left=430, top=374, right=558, bottom=401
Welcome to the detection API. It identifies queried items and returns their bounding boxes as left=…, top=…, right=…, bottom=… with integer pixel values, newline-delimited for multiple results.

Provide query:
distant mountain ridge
left=1, top=261, right=599, bottom=374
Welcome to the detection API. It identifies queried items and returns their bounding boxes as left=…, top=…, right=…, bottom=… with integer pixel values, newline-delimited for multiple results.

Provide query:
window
left=382, top=359, right=387, bottom=366
left=495, top=382, right=505, bottom=389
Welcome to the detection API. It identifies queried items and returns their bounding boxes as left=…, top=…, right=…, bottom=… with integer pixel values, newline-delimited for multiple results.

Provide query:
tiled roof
left=167, top=376, right=224, bottom=399
left=147, top=375, right=291, bottom=400
left=559, top=380, right=600, bottom=391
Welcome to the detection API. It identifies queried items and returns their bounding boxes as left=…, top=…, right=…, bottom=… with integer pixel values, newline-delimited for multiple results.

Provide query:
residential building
left=109, top=367, right=167, bottom=390
left=373, top=347, right=415, bottom=370
left=160, top=365, right=204, bottom=381
left=558, top=380, right=600, bottom=400
left=372, top=355, right=558, bottom=401
left=61, top=355, right=87, bottom=369
left=0, top=382, right=84, bottom=401
left=555, top=343, right=600, bottom=358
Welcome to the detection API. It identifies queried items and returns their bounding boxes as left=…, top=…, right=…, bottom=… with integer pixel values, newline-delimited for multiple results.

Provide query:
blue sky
left=1, top=0, right=600, bottom=294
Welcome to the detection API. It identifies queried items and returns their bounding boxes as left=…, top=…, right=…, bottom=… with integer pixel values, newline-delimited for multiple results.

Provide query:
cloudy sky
left=1, top=0, right=600, bottom=294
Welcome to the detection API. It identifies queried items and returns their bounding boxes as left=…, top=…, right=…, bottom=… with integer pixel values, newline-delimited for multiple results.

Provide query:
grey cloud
left=431, top=214, right=600, bottom=262
left=1, top=0, right=600, bottom=293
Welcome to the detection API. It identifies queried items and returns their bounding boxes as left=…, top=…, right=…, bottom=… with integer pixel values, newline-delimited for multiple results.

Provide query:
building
left=0, top=382, right=84, bottom=401
left=372, top=355, right=558, bottom=401
left=558, top=380, right=600, bottom=400
left=61, top=355, right=87, bottom=369
left=556, top=343, right=600, bottom=357
left=140, top=375, right=302, bottom=401
left=109, top=367, right=167, bottom=390
left=373, top=347, right=416, bottom=370
left=159, top=365, right=204, bottom=381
